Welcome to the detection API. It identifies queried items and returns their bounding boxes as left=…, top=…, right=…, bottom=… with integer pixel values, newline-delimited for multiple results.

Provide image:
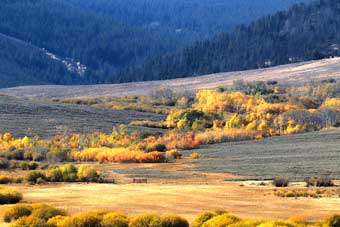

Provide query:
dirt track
left=1, top=57, right=340, bottom=98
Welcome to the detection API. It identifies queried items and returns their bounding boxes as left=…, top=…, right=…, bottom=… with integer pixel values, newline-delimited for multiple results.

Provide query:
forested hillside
left=121, top=0, right=340, bottom=81
left=0, top=0, right=307, bottom=87
left=68, top=0, right=307, bottom=42
left=0, top=33, right=79, bottom=87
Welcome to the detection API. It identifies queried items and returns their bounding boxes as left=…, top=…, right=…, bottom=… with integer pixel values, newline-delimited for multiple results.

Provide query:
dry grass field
left=1, top=57, right=340, bottom=98
left=2, top=182, right=340, bottom=224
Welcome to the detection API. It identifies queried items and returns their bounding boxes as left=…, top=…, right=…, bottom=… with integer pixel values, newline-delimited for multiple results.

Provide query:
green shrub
left=201, top=214, right=240, bottom=227
left=11, top=216, right=48, bottom=227
left=36, top=177, right=46, bottom=184
left=77, top=165, right=100, bottom=182
left=19, top=161, right=28, bottom=170
left=9, top=160, right=18, bottom=169
left=0, top=159, right=9, bottom=169
left=272, top=177, right=289, bottom=187
left=3, top=204, right=32, bottom=222
left=192, top=212, right=217, bottom=227
left=30, top=204, right=66, bottom=221
left=46, top=149, right=70, bottom=163
left=46, top=168, right=64, bottom=182
left=325, top=214, right=340, bottom=227
left=161, top=214, right=189, bottom=227
left=129, top=214, right=163, bottom=227
left=305, top=176, right=334, bottom=187
left=4, top=149, right=24, bottom=161
left=27, top=161, right=39, bottom=170
left=58, top=212, right=102, bottom=227
left=101, top=212, right=128, bottom=227
left=60, top=164, right=78, bottom=182
left=26, top=171, right=46, bottom=184
left=0, top=188, right=22, bottom=204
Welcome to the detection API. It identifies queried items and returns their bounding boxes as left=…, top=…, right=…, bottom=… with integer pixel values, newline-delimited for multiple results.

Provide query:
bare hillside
left=0, top=95, right=164, bottom=138
left=1, top=57, right=340, bottom=98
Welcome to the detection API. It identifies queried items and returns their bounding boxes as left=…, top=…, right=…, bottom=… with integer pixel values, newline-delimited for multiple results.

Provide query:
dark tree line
left=119, top=0, right=340, bottom=82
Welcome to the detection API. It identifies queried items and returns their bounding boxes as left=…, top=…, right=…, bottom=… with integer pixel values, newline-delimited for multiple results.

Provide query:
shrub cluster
left=305, top=176, right=334, bottom=187
left=26, top=164, right=103, bottom=184
left=272, top=177, right=289, bottom=187
left=5, top=206, right=189, bottom=227
left=4, top=205, right=340, bottom=227
left=4, top=203, right=65, bottom=224
left=0, top=188, right=22, bottom=204
left=274, top=189, right=322, bottom=198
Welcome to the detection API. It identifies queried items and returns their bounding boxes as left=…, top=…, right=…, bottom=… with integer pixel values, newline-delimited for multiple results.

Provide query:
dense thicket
left=0, top=0, right=306, bottom=87
left=122, top=0, right=340, bottom=81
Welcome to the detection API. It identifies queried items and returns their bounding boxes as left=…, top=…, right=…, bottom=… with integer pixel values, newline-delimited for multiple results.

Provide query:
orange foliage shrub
left=73, top=147, right=165, bottom=163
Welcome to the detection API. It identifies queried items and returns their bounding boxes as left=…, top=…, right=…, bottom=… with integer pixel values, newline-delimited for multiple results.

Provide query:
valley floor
left=2, top=182, right=340, bottom=223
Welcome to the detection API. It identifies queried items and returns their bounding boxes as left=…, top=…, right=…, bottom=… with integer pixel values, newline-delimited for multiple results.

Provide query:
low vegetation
left=0, top=188, right=22, bottom=204
left=272, top=177, right=290, bottom=187
left=305, top=176, right=334, bottom=187
left=26, top=164, right=103, bottom=184
left=4, top=205, right=340, bottom=227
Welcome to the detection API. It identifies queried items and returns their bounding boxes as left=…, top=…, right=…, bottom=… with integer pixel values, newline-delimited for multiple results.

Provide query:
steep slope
left=122, top=0, right=340, bottom=81
left=1, top=57, right=339, bottom=98
left=0, top=33, right=81, bottom=88
left=0, top=0, right=308, bottom=87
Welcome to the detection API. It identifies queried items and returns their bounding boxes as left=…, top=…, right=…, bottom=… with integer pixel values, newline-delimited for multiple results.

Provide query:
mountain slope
left=0, top=0, right=308, bottom=87
left=121, top=0, right=340, bottom=82
left=1, top=57, right=339, bottom=98
left=68, top=0, right=308, bottom=42
left=0, top=33, right=81, bottom=88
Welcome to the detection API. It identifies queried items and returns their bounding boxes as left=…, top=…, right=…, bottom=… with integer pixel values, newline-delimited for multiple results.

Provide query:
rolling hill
left=0, top=0, right=308, bottom=87
left=1, top=57, right=339, bottom=98
left=0, top=95, right=164, bottom=138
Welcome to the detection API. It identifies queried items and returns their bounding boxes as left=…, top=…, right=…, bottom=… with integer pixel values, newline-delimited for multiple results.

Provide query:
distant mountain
left=121, top=0, right=340, bottom=82
left=0, top=0, right=307, bottom=87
